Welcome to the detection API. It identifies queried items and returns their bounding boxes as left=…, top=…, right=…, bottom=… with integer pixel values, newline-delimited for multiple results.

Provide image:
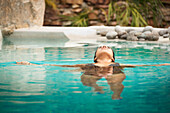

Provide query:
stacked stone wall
left=44, top=0, right=170, bottom=27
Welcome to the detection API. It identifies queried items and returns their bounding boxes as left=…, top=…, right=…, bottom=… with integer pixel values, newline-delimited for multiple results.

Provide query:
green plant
left=61, top=9, right=90, bottom=27
left=113, top=1, right=147, bottom=27
left=105, top=0, right=164, bottom=27
left=45, top=0, right=60, bottom=14
left=101, top=2, right=114, bottom=25
left=133, top=0, right=164, bottom=27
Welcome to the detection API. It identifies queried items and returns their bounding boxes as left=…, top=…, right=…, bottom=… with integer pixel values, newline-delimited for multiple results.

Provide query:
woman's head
left=94, top=46, right=115, bottom=63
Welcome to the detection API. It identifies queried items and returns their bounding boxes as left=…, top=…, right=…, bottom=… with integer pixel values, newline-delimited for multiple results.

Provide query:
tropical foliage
left=61, top=9, right=90, bottom=27
left=45, top=0, right=60, bottom=14
left=106, top=0, right=163, bottom=27
left=45, top=0, right=164, bottom=27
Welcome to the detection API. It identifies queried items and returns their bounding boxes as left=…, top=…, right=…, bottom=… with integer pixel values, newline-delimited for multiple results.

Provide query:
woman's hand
left=16, top=61, right=31, bottom=65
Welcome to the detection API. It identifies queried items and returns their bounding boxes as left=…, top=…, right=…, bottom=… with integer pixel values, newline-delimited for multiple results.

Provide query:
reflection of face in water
left=81, top=64, right=125, bottom=100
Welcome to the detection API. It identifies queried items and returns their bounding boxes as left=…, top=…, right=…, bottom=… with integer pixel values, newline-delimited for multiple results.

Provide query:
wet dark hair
left=94, top=48, right=115, bottom=63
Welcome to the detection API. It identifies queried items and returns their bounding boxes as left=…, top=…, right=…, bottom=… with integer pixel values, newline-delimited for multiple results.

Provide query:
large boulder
left=0, top=0, right=45, bottom=34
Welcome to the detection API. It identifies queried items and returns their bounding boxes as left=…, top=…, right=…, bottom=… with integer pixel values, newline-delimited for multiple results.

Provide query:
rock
left=127, top=32, right=138, bottom=41
left=130, top=31, right=142, bottom=36
left=93, top=10, right=99, bottom=15
left=115, top=25, right=126, bottom=37
left=118, top=30, right=127, bottom=36
left=72, top=8, right=82, bottom=13
left=106, top=31, right=118, bottom=39
left=138, top=38, right=145, bottom=41
left=120, top=34, right=127, bottom=39
left=137, top=33, right=146, bottom=39
left=88, top=13, right=98, bottom=20
left=0, top=0, right=45, bottom=29
left=1, top=27, right=14, bottom=36
left=88, top=6, right=94, bottom=11
left=97, top=5, right=108, bottom=9
left=143, top=31, right=153, bottom=40
left=125, top=29, right=135, bottom=33
left=142, top=26, right=153, bottom=32
left=63, top=9, right=72, bottom=15
left=63, top=21, right=72, bottom=26
left=115, top=25, right=122, bottom=33
left=65, top=0, right=83, bottom=4
left=151, top=36, right=159, bottom=41
left=151, top=30, right=159, bottom=41
left=100, top=29, right=109, bottom=36
left=96, top=29, right=101, bottom=35
left=159, top=30, right=168, bottom=36
left=168, top=27, right=170, bottom=34
left=89, top=21, right=98, bottom=25
left=98, top=0, right=104, bottom=4
left=98, top=14, right=105, bottom=22
left=140, top=30, right=159, bottom=41
left=152, top=30, right=159, bottom=36
left=89, top=0, right=97, bottom=4
left=88, top=0, right=110, bottom=5
left=163, top=34, right=169, bottom=38
left=81, top=2, right=89, bottom=9
left=135, top=31, right=142, bottom=36
left=109, top=21, right=117, bottom=26
left=51, top=21, right=62, bottom=26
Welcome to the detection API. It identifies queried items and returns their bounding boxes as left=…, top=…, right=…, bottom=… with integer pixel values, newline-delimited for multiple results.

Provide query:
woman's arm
left=120, top=63, right=170, bottom=68
left=16, top=61, right=86, bottom=68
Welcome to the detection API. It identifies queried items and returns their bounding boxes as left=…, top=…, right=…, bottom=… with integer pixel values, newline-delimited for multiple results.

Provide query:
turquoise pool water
left=0, top=40, right=170, bottom=113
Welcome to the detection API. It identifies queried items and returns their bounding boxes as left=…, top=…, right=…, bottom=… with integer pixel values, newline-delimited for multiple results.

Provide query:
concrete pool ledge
left=9, top=27, right=100, bottom=40
left=2, top=26, right=170, bottom=48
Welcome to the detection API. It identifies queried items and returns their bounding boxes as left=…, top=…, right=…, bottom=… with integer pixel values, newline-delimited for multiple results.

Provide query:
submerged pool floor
left=0, top=41, right=170, bottom=113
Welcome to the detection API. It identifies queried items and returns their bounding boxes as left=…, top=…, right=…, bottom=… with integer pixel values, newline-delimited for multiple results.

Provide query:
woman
left=16, top=45, right=170, bottom=67
left=16, top=46, right=170, bottom=99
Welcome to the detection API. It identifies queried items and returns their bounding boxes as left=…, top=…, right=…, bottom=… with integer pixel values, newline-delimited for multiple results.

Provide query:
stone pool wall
left=7, top=26, right=170, bottom=43
left=96, top=26, right=170, bottom=41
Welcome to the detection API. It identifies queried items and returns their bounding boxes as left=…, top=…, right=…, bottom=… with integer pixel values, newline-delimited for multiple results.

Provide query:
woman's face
left=95, top=46, right=114, bottom=59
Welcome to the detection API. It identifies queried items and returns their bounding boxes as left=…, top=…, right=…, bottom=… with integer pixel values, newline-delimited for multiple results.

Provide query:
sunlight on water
left=0, top=40, right=170, bottom=113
